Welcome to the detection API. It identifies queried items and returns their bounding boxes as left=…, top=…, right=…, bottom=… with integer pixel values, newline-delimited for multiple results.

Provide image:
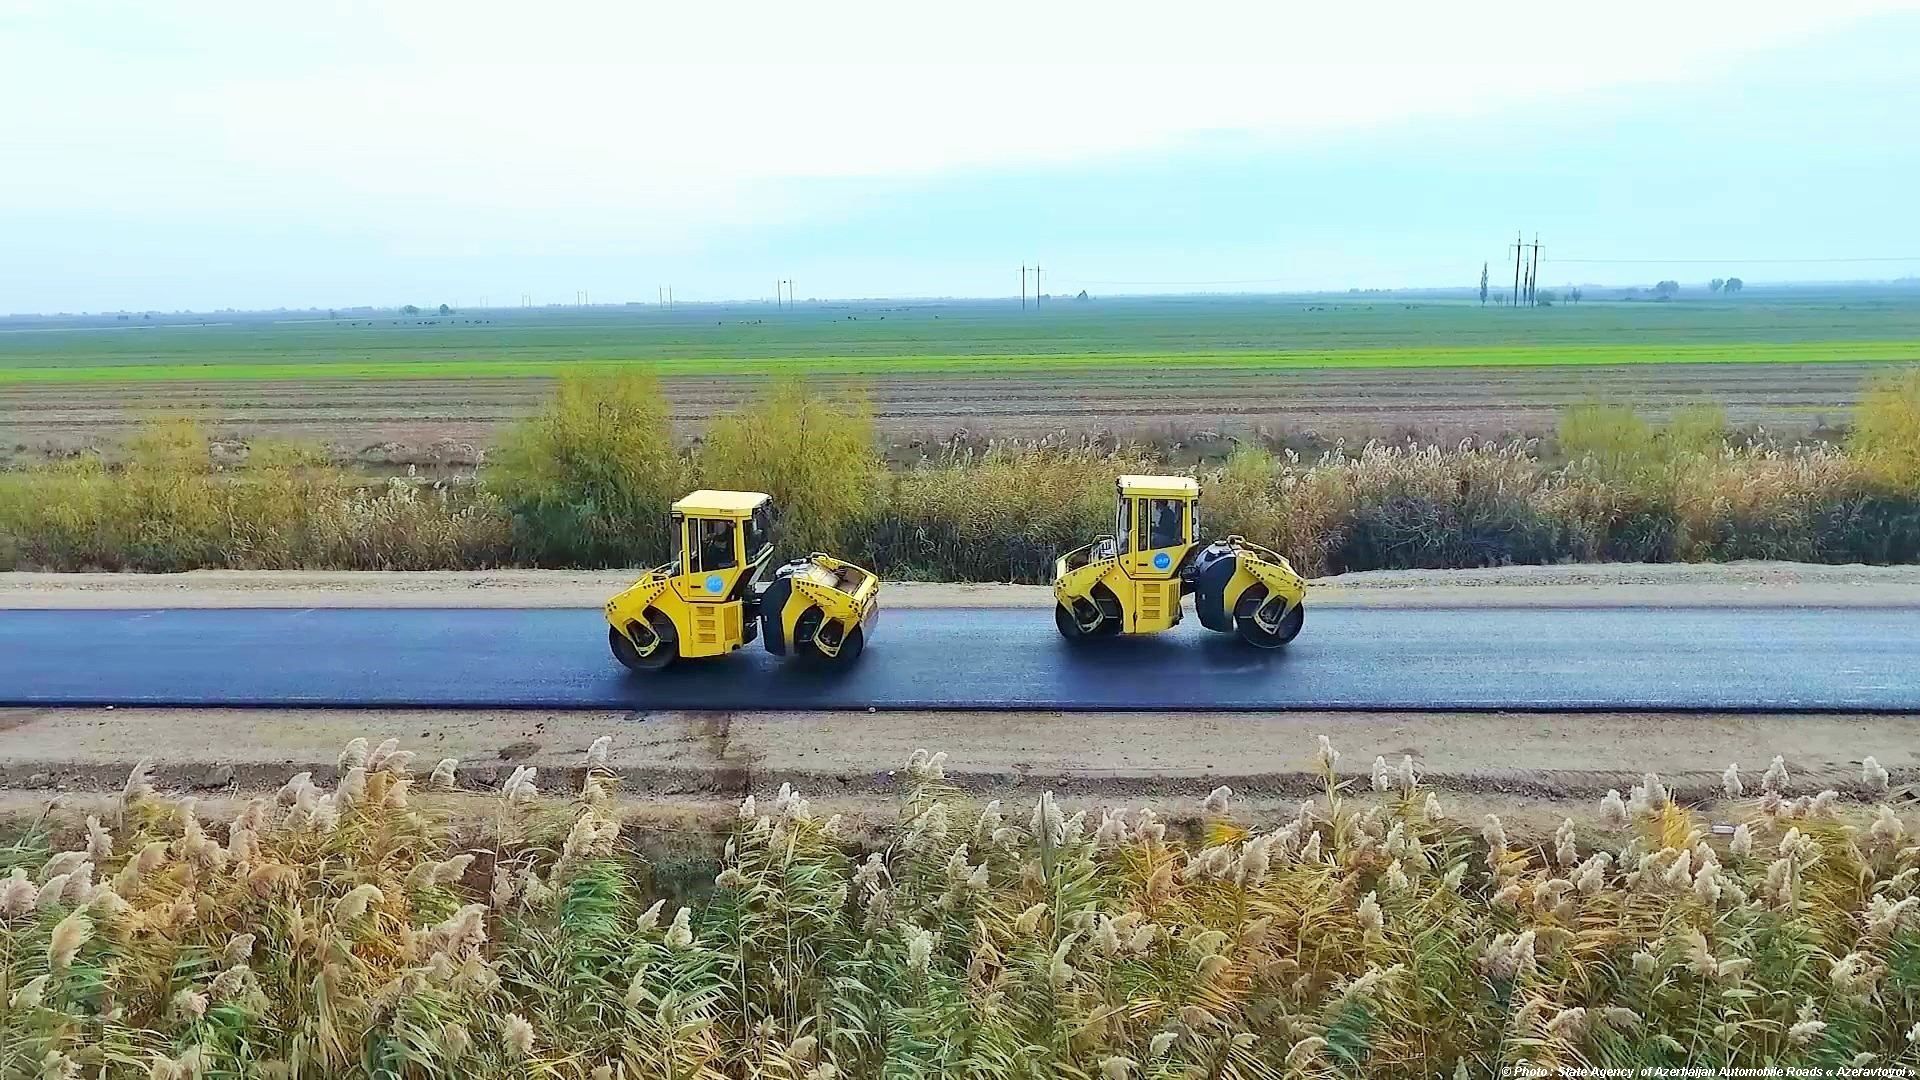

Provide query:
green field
left=4, top=292, right=1919, bottom=383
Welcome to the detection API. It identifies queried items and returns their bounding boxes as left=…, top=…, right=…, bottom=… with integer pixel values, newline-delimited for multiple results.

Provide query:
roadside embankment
left=0, top=706, right=1911, bottom=843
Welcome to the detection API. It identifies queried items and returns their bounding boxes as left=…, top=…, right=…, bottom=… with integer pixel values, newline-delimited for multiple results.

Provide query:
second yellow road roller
left=1052, top=474, right=1307, bottom=648
left=605, top=490, right=879, bottom=671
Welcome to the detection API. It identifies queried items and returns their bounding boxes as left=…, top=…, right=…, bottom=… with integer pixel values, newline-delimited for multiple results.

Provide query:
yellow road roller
left=605, top=490, right=879, bottom=670
left=1052, top=474, right=1307, bottom=648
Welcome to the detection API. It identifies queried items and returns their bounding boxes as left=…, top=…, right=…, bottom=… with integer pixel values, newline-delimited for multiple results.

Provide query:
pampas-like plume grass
left=331, top=882, right=382, bottom=923
left=45, top=907, right=90, bottom=968
left=0, top=737, right=1915, bottom=1077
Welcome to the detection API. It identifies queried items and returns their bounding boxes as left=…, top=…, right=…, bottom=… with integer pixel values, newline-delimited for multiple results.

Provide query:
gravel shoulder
left=5, top=561, right=1920, bottom=609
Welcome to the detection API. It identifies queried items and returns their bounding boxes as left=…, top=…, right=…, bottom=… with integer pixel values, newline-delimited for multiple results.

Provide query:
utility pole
left=1021, top=265, right=1027, bottom=310
left=1511, top=232, right=1522, bottom=308
left=1528, top=233, right=1542, bottom=308
left=1034, top=263, right=1042, bottom=310
left=668, top=286, right=674, bottom=311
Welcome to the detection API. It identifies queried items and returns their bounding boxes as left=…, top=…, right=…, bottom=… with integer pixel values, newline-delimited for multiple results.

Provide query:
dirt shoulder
left=2, top=706, right=1910, bottom=804
left=5, top=561, right=1920, bottom=609
left=2, top=706, right=1912, bottom=842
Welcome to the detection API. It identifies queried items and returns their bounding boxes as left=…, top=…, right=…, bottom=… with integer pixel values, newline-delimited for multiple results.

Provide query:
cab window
left=1146, top=498, right=1185, bottom=549
left=669, top=513, right=685, bottom=569
left=691, top=517, right=737, bottom=572
left=1116, top=496, right=1133, bottom=554
left=746, top=503, right=773, bottom=561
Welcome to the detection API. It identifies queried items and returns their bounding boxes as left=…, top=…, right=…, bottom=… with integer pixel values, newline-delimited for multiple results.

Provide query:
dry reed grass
left=2, top=737, right=1915, bottom=1076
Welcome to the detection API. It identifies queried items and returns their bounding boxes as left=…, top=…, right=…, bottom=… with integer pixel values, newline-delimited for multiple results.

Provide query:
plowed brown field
left=0, top=361, right=1877, bottom=468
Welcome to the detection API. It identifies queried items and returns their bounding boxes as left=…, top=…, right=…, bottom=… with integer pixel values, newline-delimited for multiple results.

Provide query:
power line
left=1041, top=254, right=1920, bottom=294
left=1549, top=255, right=1920, bottom=265
left=1063, top=276, right=1305, bottom=287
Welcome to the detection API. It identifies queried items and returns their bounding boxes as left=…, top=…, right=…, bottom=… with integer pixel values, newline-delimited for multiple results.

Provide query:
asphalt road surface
left=2, top=606, right=1916, bottom=711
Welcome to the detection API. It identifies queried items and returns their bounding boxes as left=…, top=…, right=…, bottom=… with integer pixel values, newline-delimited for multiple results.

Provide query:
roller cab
left=1050, top=474, right=1306, bottom=648
left=606, top=490, right=880, bottom=671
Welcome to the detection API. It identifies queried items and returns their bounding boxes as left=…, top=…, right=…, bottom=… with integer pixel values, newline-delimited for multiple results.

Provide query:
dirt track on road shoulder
left=0, top=706, right=1911, bottom=843
left=4, top=561, right=1920, bottom=609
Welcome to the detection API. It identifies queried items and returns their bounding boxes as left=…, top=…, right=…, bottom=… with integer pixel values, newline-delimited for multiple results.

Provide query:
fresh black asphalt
left=1, top=606, right=1915, bottom=711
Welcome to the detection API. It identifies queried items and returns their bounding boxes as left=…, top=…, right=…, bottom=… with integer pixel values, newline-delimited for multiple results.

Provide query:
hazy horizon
left=6, top=0, right=1920, bottom=313
left=13, top=276, right=1920, bottom=320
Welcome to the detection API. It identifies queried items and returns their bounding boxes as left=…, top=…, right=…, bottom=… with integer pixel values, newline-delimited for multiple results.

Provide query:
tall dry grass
left=0, top=420, right=510, bottom=571
left=860, top=442, right=1143, bottom=581
left=5, top=373, right=1920, bottom=577
left=3, top=737, right=1915, bottom=1077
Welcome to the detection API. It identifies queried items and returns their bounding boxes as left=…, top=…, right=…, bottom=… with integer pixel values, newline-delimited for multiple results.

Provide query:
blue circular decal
left=1152, top=551, right=1172, bottom=570
left=704, top=574, right=724, bottom=592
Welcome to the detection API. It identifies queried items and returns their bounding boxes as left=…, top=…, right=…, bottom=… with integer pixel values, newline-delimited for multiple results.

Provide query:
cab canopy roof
left=672, top=489, right=771, bottom=516
left=1116, top=474, right=1200, bottom=498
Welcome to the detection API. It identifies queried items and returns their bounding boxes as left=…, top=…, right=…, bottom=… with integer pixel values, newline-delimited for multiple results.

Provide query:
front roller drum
left=795, top=606, right=865, bottom=666
left=610, top=612, right=679, bottom=671
left=1234, top=587, right=1303, bottom=649
left=1054, top=594, right=1119, bottom=641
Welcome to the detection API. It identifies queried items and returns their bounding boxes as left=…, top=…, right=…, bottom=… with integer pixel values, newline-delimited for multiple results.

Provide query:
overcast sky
left=4, top=0, right=1919, bottom=311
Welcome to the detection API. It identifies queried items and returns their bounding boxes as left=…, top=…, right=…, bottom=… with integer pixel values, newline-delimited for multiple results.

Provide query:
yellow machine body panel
left=605, top=490, right=881, bottom=669
left=1051, top=474, right=1308, bottom=647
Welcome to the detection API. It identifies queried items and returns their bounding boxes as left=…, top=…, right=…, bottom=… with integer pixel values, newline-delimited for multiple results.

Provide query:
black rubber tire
left=1235, top=601, right=1304, bottom=649
left=610, top=614, right=678, bottom=672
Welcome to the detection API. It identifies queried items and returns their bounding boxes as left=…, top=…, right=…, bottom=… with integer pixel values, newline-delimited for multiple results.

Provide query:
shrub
left=1558, top=404, right=1657, bottom=481
left=1849, top=368, right=1920, bottom=490
left=697, top=380, right=883, bottom=556
left=1198, top=444, right=1292, bottom=545
left=484, top=371, right=688, bottom=566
